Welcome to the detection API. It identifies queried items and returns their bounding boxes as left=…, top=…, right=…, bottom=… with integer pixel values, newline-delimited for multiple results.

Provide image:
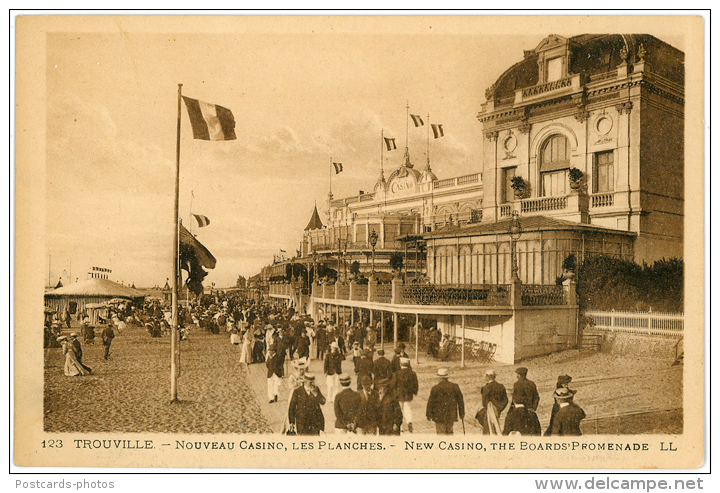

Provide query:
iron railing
left=521, top=284, right=566, bottom=306
left=398, top=284, right=510, bottom=306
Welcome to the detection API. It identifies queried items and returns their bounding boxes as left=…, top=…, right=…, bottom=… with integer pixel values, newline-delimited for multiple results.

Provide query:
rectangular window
left=502, top=167, right=516, bottom=203
left=593, top=151, right=615, bottom=193
left=542, top=169, right=568, bottom=197
left=547, top=57, right=563, bottom=82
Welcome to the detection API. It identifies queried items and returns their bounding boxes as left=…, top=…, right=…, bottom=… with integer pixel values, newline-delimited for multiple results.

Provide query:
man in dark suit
left=395, top=357, right=418, bottom=433
left=356, top=376, right=380, bottom=435
left=478, top=369, right=507, bottom=435
left=377, top=378, right=403, bottom=435
left=101, top=324, right=115, bottom=360
left=355, top=350, right=374, bottom=391
left=266, top=345, right=283, bottom=403
left=373, top=349, right=392, bottom=382
left=391, top=343, right=409, bottom=375
left=324, top=342, right=345, bottom=402
left=426, top=368, right=465, bottom=435
left=503, top=367, right=541, bottom=435
left=288, top=373, right=326, bottom=435
left=549, top=387, right=586, bottom=436
left=334, top=374, right=360, bottom=434
left=70, top=333, right=92, bottom=374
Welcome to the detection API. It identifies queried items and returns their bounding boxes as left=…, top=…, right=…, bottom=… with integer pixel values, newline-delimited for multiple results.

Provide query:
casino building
left=261, top=34, right=684, bottom=364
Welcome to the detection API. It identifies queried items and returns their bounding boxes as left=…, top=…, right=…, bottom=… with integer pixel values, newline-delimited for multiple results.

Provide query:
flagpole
left=405, top=101, right=409, bottom=158
left=171, top=83, right=182, bottom=403
left=426, top=113, right=430, bottom=168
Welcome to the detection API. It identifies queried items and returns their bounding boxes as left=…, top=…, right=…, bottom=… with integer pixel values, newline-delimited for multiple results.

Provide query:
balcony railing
left=521, top=196, right=568, bottom=214
left=433, top=173, right=481, bottom=190
left=352, top=284, right=368, bottom=301
left=591, top=193, right=614, bottom=208
left=398, top=284, right=510, bottom=306
left=521, top=284, right=566, bottom=306
left=375, top=284, right=392, bottom=303
left=336, top=283, right=350, bottom=300
left=499, top=204, right=511, bottom=217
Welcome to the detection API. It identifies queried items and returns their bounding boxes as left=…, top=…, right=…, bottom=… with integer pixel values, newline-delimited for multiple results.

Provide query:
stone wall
left=514, top=305, right=579, bottom=361
left=589, top=330, right=683, bottom=360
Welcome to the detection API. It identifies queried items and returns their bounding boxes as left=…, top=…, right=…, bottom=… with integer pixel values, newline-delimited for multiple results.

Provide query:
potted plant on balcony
left=568, top=167, right=585, bottom=190
left=389, top=252, right=404, bottom=279
left=349, top=260, right=360, bottom=280
left=510, top=176, right=528, bottom=199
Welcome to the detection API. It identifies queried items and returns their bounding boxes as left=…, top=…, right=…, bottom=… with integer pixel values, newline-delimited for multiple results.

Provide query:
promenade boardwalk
left=45, top=325, right=682, bottom=435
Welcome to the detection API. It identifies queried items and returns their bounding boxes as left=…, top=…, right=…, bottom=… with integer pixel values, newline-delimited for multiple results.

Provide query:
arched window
left=540, top=134, right=570, bottom=196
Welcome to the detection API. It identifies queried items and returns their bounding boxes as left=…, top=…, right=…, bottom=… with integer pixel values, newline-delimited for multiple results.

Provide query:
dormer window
left=546, top=57, right=563, bottom=82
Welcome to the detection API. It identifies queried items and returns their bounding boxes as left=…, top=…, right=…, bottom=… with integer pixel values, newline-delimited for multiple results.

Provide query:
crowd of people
left=47, top=292, right=586, bottom=436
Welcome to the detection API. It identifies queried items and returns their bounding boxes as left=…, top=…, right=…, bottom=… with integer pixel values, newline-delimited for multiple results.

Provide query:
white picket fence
left=584, top=310, right=683, bottom=337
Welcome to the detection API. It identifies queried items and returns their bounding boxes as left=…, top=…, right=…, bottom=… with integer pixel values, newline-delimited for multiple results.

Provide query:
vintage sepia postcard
left=14, top=14, right=705, bottom=469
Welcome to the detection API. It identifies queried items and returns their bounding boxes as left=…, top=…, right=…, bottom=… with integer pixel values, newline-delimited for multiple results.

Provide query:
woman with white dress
left=59, top=336, right=89, bottom=377
left=239, top=329, right=253, bottom=365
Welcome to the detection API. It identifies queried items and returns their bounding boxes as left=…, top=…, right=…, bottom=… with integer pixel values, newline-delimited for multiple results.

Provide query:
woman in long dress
left=59, top=336, right=89, bottom=377
left=239, top=329, right=253, bottom=365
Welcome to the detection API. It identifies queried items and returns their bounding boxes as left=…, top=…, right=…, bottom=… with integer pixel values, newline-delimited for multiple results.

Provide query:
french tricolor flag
left=182, top=96, right=237, bottom=141
left=431, top=124, right=444, bottom=139
left=193, top=214, right=211, bottom=228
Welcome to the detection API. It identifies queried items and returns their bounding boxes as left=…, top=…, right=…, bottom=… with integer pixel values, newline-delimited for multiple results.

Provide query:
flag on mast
left=410, top=114, right=424, bottom=127
left=431, top=124, right=444, bottom=139
left=179, top=224, right=216, bottom=295
left=384, top=137, right=397, bottom=151
left=182, top=96, right=237, bottom=141
left=193, top=214, right=211, bottom=228
left=333, top=162, right=343, bottom=174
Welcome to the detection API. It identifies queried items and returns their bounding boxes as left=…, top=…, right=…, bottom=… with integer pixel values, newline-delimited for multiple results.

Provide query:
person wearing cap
left=548, top=387, right=586, bottom=436
left=323, top=341, right=345, bottom=402
left=503, top=368, right=541, bottom=435
left=377, top=378, right=403, bottom=435
left=296, top=328, right=311, bottom=361
left=478, top=369, right=507, bottom=435
left=395, top=357, right=419, bottom=433
left=70, top=333, right=92, bottom=374
left=355, top=349, right=374, bottom=391
left=545, top=375, right=576, bottom=436
left=334, top=375, right=360, bottom=434
left=426, top=368, right=465, bottom=435
left=356, top=375, right=380, bottom=435
left=373, top=349, right=392, bottom=383
left=266, top=345, right=283, bottom=403
left=288, top=373, right=326, bottom=435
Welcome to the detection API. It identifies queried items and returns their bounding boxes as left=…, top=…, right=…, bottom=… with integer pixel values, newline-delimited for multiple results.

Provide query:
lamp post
left=369, top=230, right=378, bottom=279
left=509, top=210, right=522, bottom=282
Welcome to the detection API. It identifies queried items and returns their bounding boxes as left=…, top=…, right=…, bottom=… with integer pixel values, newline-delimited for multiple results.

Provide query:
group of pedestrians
left=477, top=368, right=586, bottom=436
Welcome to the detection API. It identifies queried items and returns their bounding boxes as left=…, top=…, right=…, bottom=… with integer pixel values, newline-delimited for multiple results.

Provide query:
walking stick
left=462, top=417, right=466, bottom=435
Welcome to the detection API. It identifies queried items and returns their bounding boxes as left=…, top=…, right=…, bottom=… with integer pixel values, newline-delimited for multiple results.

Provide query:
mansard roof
left=487, top=34, right=684, bottom=104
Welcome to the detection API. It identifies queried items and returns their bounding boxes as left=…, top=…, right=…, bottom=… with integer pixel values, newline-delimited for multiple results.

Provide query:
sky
left=42, top=16, right=687, bottom=288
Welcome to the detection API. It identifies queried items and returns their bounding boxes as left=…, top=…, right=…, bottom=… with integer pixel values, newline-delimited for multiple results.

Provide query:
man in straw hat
left=288, top=373, right=326, bottom=435
left=334, top=374, right=360, bottom=434
left=323, top=341, right=345, bottom=403
left=477, top=369, right=507, bottom=435
left=426, top=368, right=465, bottom=435
left=395, top=357, right=418, bottom=433
left=548, top=387, right=585, bottom=436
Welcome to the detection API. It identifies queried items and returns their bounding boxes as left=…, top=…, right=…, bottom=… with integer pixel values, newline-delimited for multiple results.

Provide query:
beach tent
left=44, top=278, right=146, bottom=319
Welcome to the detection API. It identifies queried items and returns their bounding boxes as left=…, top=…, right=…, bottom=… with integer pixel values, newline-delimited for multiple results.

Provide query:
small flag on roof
left=384, top=137, right=397, bottom=151
left=333, top=162, right=343, bottom=174
left=431, top=124, right=444, bottom=139
left=182, top=96, right=237, bottom=141
left=193, top=214, right=211, bottom=228
left=410, top=114, right=424, bottom=127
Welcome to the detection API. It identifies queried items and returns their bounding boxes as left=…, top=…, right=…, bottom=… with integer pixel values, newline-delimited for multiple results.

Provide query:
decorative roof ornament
left=637, top=43, right=646, bottom=62
left=304, top=204, right=324, bottom=231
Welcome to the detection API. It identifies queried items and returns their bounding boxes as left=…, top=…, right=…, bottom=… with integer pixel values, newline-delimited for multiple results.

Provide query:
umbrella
left=109, top=298, right=128, bottom=304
